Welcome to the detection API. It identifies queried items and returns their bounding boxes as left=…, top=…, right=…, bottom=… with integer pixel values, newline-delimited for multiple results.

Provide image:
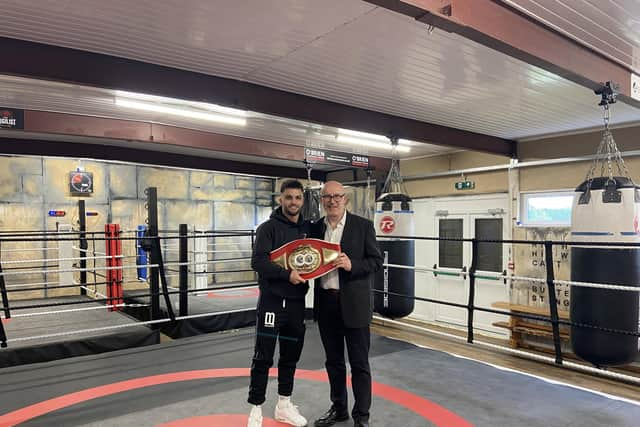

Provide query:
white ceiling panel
left=0, top=0, right=638, bottom=151
left=503, top=0, right=640, bottom=74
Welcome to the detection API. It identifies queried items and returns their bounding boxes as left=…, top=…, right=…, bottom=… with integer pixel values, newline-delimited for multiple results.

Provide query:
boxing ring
left=1, top=323, right=639, bottom=427
left=122, top=226, right=260, bottom=338
left=1, top=186, right=639, bottom=426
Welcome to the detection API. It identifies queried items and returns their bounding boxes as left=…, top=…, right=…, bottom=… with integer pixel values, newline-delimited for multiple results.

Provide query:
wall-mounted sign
left=454, top=180, right=475, bottom=190
left=305, top=148, right=369, bottom=169
left=69, top=171, right=93, bottom=195
left=0, top=108, right=24, bottom=130
left=632, top=73, right=640, bottom=102
left=48, top=210, right=66, bottom=217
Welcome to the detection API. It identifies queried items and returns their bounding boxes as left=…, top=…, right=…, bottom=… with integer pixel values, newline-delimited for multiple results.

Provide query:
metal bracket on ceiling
left=594, top=81, right=618, bottom=107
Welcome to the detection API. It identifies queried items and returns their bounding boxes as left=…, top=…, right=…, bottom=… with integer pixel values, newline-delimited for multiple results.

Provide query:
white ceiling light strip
left=337, top=128, right=412, bottom=152
left=114, top=98, right=247, bottom=126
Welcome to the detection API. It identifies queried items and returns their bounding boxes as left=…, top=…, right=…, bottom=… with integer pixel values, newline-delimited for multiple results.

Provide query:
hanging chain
left=304, top=161, right=312, bottom=188
left=583, top=99, right=633, bottom=185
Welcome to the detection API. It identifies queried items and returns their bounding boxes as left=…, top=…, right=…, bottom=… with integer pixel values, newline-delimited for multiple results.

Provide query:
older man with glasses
left=311, top=181, right=383, bottom=427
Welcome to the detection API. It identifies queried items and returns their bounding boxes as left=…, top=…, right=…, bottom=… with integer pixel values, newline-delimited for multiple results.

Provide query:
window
left=475, top=218, right=503, bottom=272
left=439, top=219, right=463, bottom=268
left=519, top=191, right=574, bottom=227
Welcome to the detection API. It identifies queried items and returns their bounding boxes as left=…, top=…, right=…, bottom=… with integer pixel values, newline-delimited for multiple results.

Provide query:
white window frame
left=518, top=189, right=575, bottom=227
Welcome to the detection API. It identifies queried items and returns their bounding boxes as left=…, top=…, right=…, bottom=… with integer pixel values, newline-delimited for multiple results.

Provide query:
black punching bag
left=570, top=177, right=640, bottom=366
left=374, top=193, right=415, bottom=318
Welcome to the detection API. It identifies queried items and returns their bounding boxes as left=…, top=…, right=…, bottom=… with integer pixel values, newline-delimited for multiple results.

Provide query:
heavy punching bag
left=374, top=192, right=415, bottom=318
left=571, top=177, right=640, bottom=366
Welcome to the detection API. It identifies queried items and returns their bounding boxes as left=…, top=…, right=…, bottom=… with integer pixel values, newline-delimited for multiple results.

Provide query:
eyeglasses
left=320, top=193, right=345, bottom=201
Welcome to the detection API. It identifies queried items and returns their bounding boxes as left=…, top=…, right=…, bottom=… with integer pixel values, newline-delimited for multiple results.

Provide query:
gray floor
left=1, top=324, right=638, bottom=426
left=124, top=284, right=259, bottom=316
left=2, top=296, right=150, bottom=348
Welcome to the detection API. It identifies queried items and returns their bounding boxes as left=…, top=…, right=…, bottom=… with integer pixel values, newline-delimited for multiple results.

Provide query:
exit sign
left=455, top=181, right=475, bottom=190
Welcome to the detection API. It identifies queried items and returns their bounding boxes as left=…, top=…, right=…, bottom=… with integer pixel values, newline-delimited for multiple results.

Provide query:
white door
left=412, top=194, right=509, bottom=337
left=433, top=214, right=468, bottom=327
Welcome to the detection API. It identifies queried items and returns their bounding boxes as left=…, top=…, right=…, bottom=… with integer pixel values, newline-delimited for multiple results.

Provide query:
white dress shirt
left=320, top=211, right=347, bottom=290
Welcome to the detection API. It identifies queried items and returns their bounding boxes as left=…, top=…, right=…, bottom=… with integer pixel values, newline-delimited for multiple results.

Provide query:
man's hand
left=289, top=269, right=305, bottom=284
left=333, top=252, right=352, bottom=272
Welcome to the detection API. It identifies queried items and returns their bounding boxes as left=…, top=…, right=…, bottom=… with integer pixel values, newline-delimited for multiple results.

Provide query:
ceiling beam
left=19, top=110, right=391, bottom=172
left=0, top=36, right=515, bottom=157
left=365, top=0, right=640, bottom=109
left=0, top=136, right=327, bottom=180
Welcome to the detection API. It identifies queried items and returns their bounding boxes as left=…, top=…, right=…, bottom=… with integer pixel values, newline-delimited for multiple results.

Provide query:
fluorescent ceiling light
left=115, top=90, right=247, bottom=117
left=336, top=129, right=411, bottom=153
left=115, top=98, right=247, bottom=126
left=336, top=135, right=411, bottom=153
left=338, top=128, right=388, bottom=141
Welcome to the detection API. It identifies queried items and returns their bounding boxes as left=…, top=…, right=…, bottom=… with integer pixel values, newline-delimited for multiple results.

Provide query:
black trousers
left=248, top=291, right=306, bottom=405
left=317, top=289, right=371, bottom=422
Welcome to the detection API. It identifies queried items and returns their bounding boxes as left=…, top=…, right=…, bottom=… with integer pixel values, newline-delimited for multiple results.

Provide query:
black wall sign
left=0, top=108, right=24, bottom=130
left=69, top=171, right=94, bottom=195
left=305, top=148, right=369, bottom=169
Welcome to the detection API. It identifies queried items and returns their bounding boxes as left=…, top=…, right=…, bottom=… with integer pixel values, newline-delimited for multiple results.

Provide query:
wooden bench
left=491, top=301, right=569, bottom=348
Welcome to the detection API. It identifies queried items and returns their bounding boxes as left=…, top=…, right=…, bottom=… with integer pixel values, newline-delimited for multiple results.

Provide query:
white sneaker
left=247, top=405, right=262, bottom=427
left=275, top=399, right=307, bottom=426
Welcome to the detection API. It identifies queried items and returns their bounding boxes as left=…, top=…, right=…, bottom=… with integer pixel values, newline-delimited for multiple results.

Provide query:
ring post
left=467, top=238, right=478, bottom=343
left=179, top=224, right=188, bottom=316
left=146, top=187, right=161, bottom=322
left=78, top=200, right=87, bottom=296
left=545, top=241, right=563, bottom=365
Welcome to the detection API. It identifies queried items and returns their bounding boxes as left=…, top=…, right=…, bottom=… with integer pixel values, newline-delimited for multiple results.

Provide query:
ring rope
left=1, top=302, right=149, bottom=319
left=5, top=308, right=254, bottom=344
left=383, top=262, right=640, bottom=292
left=0, top=263, right=160, bottom=277
left=0, top=247, right=59, bottom=253
left=0, top=254, right=122, bottom=265
left=374, top=316, right=640, bottom=385
left=72, top=245, right=107, bottom=255
left=6, top=281, right=60, bottom=288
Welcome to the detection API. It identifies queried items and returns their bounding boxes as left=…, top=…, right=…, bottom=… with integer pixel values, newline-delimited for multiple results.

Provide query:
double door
left=413, top=194, right=509, bottom=336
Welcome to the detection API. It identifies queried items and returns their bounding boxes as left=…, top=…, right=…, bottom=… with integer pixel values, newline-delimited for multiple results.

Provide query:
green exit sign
left=454, top=181, right=475, bottom=190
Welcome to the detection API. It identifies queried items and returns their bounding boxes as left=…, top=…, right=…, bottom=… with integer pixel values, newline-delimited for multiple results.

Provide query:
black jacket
left=312, top=212, right=383, bottom=328
left=251, top=207, right=310, bottom=299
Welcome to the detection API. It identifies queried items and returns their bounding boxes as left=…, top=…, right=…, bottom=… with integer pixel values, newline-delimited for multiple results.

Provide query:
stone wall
left=0, top=154, right=274, bottom=300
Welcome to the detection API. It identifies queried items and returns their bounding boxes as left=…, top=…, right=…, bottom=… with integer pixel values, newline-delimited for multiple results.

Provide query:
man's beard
left=284, top=206, right=299, bottom=217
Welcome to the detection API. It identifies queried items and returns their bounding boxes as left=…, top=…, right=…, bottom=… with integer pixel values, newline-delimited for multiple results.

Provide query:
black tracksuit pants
left=248, top=290, right=306, bottom=405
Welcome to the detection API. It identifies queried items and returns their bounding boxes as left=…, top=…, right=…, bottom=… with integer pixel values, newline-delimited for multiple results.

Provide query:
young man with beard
left=247, top=179, right=310, bottom=427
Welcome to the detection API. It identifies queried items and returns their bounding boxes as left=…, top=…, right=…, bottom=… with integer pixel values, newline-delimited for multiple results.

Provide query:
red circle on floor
left=0, top=368, right=472, bottom=427
left=157, top=414, right=283, bottom=426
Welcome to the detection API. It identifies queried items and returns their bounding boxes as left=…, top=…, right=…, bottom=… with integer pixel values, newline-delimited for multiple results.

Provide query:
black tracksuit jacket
left=251, top=207, right=310, bottom=299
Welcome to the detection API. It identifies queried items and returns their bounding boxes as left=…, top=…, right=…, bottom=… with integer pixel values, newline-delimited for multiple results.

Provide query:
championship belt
left=269, top=238, right=341, bottom=280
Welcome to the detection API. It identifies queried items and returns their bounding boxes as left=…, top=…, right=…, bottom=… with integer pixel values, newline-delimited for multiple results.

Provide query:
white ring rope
left=6, top=307, right=254, bottom=343
left=384, top=262, right=640, bottom=292
left=190, top=249, right=252, bottom=254
left=0, top=263, right=160, bottom=277
left=0, top=230, right=88, bottom=236
left=2, top=303, right=149, bottom=319
left=6, top=281, right=60, bottom=288
left=553, top=279, right=640, bottom=292
left=0, top=247, right=58, bottom=253
left=385, top=262, right=463, bottom=275
left=0, top=254, right=123, bottom=265
left=72, top=246, right=107, bottom=256
left=374, top=316, right=640, bottom=385
left=79, top=285, right=107, bottom=299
